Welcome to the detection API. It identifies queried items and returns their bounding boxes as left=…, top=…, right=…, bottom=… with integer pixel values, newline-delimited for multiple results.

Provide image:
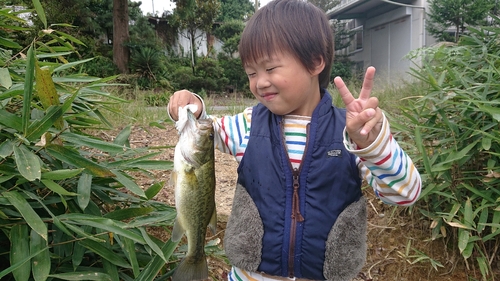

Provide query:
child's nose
left=256, top=74, right=271, bottom=89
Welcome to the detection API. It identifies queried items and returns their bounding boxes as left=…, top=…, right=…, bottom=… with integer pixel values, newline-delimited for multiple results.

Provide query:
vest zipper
left=281, top=121, right=310, bottom=278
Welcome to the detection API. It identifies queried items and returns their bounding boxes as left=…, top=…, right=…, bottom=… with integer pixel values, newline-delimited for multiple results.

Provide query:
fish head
left=176, top=106, right=214, bottom=168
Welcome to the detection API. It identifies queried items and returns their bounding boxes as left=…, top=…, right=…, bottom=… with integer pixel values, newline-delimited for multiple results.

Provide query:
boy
left=167, top=0, right=421, bottom=280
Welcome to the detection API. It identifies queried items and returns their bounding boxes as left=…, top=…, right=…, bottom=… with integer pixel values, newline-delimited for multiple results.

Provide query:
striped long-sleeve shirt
left=208, top=107, right=421, bottom=206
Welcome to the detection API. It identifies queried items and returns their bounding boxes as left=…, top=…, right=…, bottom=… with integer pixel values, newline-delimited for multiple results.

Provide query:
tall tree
left=113, top=0, right=130, bottom=73
left=216, top=0, right=254, bottom=22
left=426, top=0, right=496, bottom=42
left=173, top=0, right=221, bottom=73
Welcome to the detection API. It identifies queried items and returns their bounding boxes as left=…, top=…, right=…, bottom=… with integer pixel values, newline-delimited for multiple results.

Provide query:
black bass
left=171, top=104, right=217, bottom=281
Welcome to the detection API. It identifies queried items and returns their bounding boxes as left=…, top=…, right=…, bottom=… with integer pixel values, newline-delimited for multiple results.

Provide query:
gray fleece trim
left=324, top=196, right=367, bottom=281
left=224, top=183, right=263, bottom=272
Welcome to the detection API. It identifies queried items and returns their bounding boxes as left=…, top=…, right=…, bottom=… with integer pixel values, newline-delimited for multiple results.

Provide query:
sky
left=134, top=0, right=272, bottom=15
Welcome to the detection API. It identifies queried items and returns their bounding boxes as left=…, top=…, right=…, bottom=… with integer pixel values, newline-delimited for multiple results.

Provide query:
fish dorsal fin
left=175, top=104, right=199, bottom=134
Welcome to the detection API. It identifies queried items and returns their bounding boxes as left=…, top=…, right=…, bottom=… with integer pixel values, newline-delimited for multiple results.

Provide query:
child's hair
left=239, top=0, right=334, bottom=89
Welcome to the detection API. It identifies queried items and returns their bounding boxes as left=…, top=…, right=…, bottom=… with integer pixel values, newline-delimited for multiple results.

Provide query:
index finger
left=358, top=66, right=376, bottom=100
left=334, top=76, right=355, bottom=106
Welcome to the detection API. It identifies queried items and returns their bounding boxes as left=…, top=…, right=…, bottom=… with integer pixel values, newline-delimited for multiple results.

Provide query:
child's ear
left=312, top=57, right=325, bottom=75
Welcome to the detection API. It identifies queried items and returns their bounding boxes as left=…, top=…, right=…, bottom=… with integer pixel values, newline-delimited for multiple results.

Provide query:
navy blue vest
left=236, top=91, right=362, bottom=278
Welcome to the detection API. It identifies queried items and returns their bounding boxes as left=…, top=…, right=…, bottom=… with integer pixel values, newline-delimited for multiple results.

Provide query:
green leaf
left=0, top=140, right=14, bottom=158
left=26, top=105, right=64, bottom=141
left=61, top=132, right=129, bottom=154
left=78, top=239, right=131, bottom=268
left=13, top=144, right=42, bottom=181
left=103, top=207, right=155, bottom=221
left=53, top=57, right=94, bottom=73
left=42, top=168, right=84, bottom=180
left=140, top=228, right=167, bottom=262
left=0, top=36, right=22, bottom=49
left=463, top=198, right=474, bottom=228
left=45, top=144, right=114, bottom=177
left=49, top=272, right=112, bottom=281
left=0, top=110, right=23, bottom=131
left=30, top=228, right=50, bottom=281
left=77, top=173, right=92, bottom=211
left=0, top=67, right=12, bottom=89
left=0, top=248, right=46, bottom=280
left=145, top=181, right=164, bottom=199
left=59, top=214, right=146, bottom=244
left=22, top=44, right=36, bottom=135
left=458, top=228, right=470, bottom=255
left=10, top=224, right=31, bottom=281
left=482, top=137, right=492, bottom=150
left=122, top=237, right=140, bottom=277
left=3, top=191, right=48, bottom=241
left=111, top=170, right=146, bottom=198
left=135, top=239, right=179, bottom=281
left=113, top=125, right=131, bottom=147
left=41, top=179, right=78, bottom=196
left=32, top=0, right=47, bottom=29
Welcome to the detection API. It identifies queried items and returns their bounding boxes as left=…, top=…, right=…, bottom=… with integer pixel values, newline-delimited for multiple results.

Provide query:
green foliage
left=426, top=0, right=496, bottom=42
left=81, top=56, right=119, bottom=78
left=0, top=4, right=187, bottom=280
left=169, top=57, right=229, bottom=94
left=213, top=19, right=244, bottom=56
left=400, top=16, right=500, bottom=279
left=218, top=53, right=248, bottom=94
left=216, top=0, right=254, bottom=22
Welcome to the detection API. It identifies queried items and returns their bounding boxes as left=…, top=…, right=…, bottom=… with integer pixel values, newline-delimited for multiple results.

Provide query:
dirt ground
left=120, top=123, right=487, bottom=281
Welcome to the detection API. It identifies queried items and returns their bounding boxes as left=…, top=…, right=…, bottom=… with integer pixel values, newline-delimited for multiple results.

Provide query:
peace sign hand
left=334, top=66, right=383, bottom=149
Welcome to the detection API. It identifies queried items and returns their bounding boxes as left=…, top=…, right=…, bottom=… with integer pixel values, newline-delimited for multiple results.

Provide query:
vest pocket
left=224, top=183, right=264, bottom=272
left=323, top=196, right=367, bottom=281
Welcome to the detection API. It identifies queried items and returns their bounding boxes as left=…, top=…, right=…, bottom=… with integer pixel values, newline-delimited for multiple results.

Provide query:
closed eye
left=266, top=67, right=276, bottom=72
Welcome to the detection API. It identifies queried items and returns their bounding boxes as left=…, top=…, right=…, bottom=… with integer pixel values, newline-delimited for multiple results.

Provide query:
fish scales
left=171, top=105, right=217, bottom=281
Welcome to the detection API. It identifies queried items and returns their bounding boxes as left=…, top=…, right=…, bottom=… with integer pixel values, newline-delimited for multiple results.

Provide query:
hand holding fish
left=168, top=90, right=203, bottom=121
left=334, top=66, right=383, bottom=149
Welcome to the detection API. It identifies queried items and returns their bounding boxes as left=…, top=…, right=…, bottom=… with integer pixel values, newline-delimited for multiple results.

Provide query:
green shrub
left=399, top=15, right=500, bottom=279
left=0, top=4, right=181, bottom=281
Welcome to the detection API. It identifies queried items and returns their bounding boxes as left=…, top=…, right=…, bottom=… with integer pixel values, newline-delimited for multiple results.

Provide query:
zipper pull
left=291, top=174, right=304, bottom=222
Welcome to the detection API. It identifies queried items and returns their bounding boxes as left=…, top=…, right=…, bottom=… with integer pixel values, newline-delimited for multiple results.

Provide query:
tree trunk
left=113, top=0, right=130, bottom=74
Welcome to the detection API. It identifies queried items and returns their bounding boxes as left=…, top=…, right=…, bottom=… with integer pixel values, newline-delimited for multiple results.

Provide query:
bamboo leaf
left=59, top=214, right=146, bottom=244
left=45, top=144, right=114, bottom=177
left=0, top=248, right=46, bottom=280
left=32, top=0, right=47, bottom=29
left=458, top=228, right=469, bottom=254
left=135, top=239, right=179, bottom=281
left=140, top=228, right=167, bottom=262
left=0, top=67, right=12, bottom=89
left=41, top=179, right=78, bottom=196
left=122, top=237, right=140, bottom=277
left=53, top=57, right=94, bottom=73
left=42, top=168, right=84, bottom=180
left=30, top=228, right=50, bottom=281
left=103, top=207, right=155, bottom=221
left=10, top=224, right=31, bottom=281
left=49, top=272, right=112, bottom=281
left=0, top=140, right=15, bottom=158
left=13, top=144, right=42, bottom=181
left=3, top=191, right=48, bottom=240
left=463, top=198, right=474, bottom=228
left=61, top=132, right=129, bottom=154
left=113, top=125, right=131, bottom=147
left=22, top=44, right=36, bottom=135
left=26, top=105, right=64, bottom=141
left=0, top=36, right=22, bottom=49
left=77, top=173, right=92, bottom=211
left=78, top=239, right=131, bottom=268
left=145, top=181, right=164, bottom=199
left=111, top=170, right=146, bottom=198
left=0, top=110, right=23, bottom=131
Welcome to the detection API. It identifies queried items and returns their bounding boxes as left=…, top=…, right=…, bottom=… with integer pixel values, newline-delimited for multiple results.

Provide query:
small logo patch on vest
left=327, top=149, right=342, bottom=157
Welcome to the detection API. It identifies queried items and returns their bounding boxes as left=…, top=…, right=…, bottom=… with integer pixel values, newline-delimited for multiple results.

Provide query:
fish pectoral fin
left=171, top=218, right=185, bottom=242
left=169, top=171, right=177, bottom=187
left=208, top=207, right=217, bottom=236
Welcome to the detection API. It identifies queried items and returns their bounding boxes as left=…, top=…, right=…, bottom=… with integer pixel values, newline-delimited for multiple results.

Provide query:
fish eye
left=209, top=133, right=214, bottom=140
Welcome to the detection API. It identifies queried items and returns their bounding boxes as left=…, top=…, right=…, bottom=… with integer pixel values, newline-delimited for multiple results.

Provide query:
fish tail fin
left=172, top=255, right=208, bottom=281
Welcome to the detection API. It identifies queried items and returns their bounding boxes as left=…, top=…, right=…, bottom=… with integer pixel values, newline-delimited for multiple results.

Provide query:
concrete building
left=328, top=0, right=438, bottom=82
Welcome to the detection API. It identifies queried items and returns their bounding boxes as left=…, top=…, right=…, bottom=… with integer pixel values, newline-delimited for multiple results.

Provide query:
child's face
left=244, top=51, right=323, bottom=116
